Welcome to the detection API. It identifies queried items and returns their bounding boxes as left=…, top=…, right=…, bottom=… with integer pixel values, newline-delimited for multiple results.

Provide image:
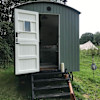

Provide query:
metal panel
left=16, top=2, right=80, bottom=72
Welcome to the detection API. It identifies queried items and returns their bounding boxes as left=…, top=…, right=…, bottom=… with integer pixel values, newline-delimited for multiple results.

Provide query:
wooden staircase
left=31, top=71, right=76, bottom=100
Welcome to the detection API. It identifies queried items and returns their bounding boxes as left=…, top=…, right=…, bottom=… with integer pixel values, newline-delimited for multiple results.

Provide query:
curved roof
left=15, top=1, right=80, bottom=14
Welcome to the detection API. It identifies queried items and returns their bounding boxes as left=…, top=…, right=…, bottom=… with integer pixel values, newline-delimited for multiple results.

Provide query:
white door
left=15, top=9, right=39, bottom=75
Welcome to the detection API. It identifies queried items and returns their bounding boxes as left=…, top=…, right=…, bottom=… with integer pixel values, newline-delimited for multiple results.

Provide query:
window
left=25, top=21, right=30, bottom=31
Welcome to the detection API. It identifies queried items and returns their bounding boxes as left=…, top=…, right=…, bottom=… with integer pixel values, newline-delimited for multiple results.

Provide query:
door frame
left=39, top=13, right=60, bottom=69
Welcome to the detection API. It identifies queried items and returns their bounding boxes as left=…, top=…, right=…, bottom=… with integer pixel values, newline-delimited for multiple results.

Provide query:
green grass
left=0, top=64, right=31, bottom=100
left=72, top=50, right=100, bottom=100
left=0, top=50, right=100, bottom=100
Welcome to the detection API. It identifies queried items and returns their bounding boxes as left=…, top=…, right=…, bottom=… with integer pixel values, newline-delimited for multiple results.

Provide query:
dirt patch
left=83, top=94, right=89, bottom=99
left=74, top=77, right=82, bottom=83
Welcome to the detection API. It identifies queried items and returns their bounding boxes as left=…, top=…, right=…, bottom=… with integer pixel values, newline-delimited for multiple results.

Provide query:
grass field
left=72, top=50, right=100, bottom=100
left=0, top=50, right=100, bottom=100
left=0, top=64, right=32, bottom=100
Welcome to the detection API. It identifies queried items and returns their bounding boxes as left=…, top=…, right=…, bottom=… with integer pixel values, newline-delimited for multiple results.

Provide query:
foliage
left=94, top=32, right=100, bottom=45
left=0, top=1, right=15, bottom=64
left=85, top=49, right=100, bottom=57
left=80, top=32, right=94, bottom=44
left=0, top=37, right=12, bottom=68
left=72, top=81, right=86, bottom=100
left=80, top=32, right=100, bottom=46
left=0, top=21, right=14, bottom=66
left=0, top=21, right=14, bottom=55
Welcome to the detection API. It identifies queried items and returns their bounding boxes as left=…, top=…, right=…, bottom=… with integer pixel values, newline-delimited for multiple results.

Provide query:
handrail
left=65, top=74, right=76, bottom=100
left=68, top=80, right=76, bottom=100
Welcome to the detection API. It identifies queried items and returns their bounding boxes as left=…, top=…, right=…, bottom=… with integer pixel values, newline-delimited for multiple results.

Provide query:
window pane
left=25, top=21, right=30, bottom=31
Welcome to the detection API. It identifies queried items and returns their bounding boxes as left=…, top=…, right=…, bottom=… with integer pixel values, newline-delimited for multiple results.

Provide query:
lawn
left=0, top=50, right=100, bottom=100
left=0, top=64, right=32, bottom=100
left=72, top=50, right=100, bottom=100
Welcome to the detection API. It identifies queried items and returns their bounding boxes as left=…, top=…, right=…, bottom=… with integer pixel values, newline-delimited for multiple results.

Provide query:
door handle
left=16, top=32, right=19, bottom=43
left=16, top=43, right=20, bottom=44
left=16, top=32, right=18, bottom=37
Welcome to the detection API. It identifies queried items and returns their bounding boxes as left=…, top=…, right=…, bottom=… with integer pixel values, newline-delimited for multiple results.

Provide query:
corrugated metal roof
left=14, top=1, right=80, bottom=14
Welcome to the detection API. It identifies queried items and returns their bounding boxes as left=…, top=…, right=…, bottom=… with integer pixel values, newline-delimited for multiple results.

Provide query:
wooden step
left=31, top=72, right=72, bottom=100
left=35, top=92, right=70, bottom=99
left=32, top=71, right=64, bottom=76
left=34, top=78, right=68, bottom=83
left=34, top=85, right=69, bottom=90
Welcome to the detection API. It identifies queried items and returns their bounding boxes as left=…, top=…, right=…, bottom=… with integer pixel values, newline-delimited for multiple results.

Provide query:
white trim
left=18, top=19, right=36, bottom=23
left=18, top=31, right=37, bottom=34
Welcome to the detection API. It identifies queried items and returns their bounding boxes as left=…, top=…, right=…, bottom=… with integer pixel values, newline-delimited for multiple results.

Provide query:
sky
left=67, top=0, right=100, bottom=38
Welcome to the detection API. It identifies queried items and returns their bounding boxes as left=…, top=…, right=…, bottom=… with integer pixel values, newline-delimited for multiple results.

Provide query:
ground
left=0, top=50, right=100, bottom=100
left=72, top=49, right=100, bottom=100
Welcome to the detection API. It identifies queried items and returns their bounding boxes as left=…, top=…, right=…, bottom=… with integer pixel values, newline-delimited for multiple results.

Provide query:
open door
left=39, top=14, right=59, bottom=70
left=15, top=9, right=39, bottom=75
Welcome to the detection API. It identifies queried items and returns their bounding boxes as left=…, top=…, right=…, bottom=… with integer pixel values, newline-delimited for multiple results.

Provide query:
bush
left=0, top=37, right=12, bottom=68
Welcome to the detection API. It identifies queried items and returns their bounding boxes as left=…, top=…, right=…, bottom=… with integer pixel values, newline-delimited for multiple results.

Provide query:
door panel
left=15, top=9, right=39, bottom=75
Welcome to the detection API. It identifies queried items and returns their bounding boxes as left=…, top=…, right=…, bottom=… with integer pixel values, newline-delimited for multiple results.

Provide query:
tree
left=94, top=32, right=100, bottom=45
left=80, top=32, right=94, bottom=44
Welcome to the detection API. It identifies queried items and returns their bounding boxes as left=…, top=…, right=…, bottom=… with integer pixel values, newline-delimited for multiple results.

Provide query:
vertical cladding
left=64, top=8, right=69, bottom=71
left=69, top=10, right=73, bottom=71
left=60, top=6, right=64, bottom=63
left=76, top=14, right=80, bottom=71
left=73, top=12, right=76, bottom=71
left=72, top=12, right=79, bottom=71
left=72, top=14, right=77, bottom=70
left=71, top=11, right=75, bottom=71
left=17, top=2, right=80, bottom=72
left=65, top=9, right=70, bottom=71
left=66, top=9, right=70, bottom=71
left=70, top=11, right=73, bottom=71
left=63, top=7, right=65, bottom=66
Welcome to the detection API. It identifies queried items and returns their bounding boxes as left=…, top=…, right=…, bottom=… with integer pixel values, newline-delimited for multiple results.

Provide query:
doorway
left=39, top=14, right=59, bottom=70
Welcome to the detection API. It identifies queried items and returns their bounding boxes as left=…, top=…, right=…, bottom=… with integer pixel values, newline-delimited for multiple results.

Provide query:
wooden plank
left=36, top=92, right=70, bottom=99
left=34, top=78, right=68, bottom=82
left=33, top=71, right=64, bottom=76
left=34, top=85, right=69, bottom=90
left=40, top=67, right=58, bottom=71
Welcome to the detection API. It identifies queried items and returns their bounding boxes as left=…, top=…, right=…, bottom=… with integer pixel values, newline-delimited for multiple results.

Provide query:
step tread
left=33, top=71, right=64, bottom=76
left=34, top=85, right=69, bottom=90
left=35, top=92, right=70, bottom=99
left=34, top=78, right=67, bottom=82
